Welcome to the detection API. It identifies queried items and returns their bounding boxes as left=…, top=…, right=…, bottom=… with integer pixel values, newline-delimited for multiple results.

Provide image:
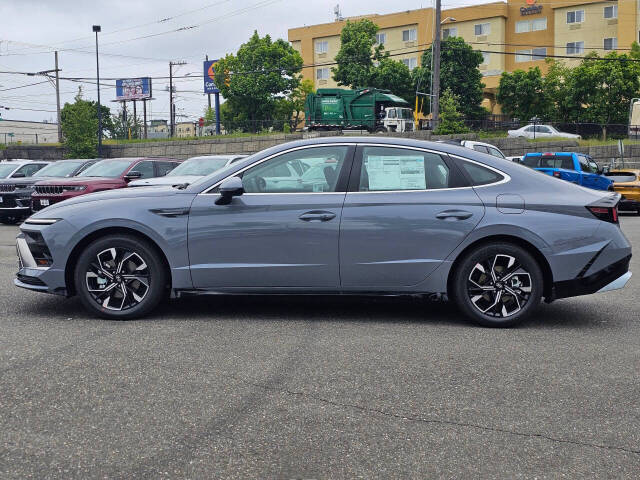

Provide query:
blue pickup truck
left=521, top=152, right=613, bottom=191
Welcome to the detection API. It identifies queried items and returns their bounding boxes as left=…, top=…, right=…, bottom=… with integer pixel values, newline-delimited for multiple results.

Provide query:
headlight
left=23, top=218, right=61, bottom=226
left=62, top=185, right=87, bottom=192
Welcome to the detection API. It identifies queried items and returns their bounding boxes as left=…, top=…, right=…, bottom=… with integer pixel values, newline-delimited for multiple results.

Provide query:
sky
left=0, top=0, right=476, bottom=124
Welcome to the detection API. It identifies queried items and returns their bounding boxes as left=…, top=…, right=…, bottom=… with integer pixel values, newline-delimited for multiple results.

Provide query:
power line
left=0, top=80, right=50, bottom=92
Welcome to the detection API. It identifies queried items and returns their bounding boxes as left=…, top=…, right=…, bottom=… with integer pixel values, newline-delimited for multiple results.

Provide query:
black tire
left=0, top=216, right=20, bottom=225
left=450, top=242, right=544, bottom=327
left=375, top=126, right=388, bottom=133
left=73, top=234, right=168, bottom=320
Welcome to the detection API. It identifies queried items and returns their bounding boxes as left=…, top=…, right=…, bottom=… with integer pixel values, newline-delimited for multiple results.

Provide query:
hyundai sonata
left=15, top=137, right=632, bottom=327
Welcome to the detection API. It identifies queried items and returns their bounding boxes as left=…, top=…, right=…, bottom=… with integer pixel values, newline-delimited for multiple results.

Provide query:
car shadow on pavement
left=11, top=292, right=617, bottom=330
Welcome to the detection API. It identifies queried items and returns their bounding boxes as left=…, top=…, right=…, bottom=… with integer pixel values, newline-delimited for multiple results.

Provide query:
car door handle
left=436, top=210, right=473, bottom=220
left=299, top=211, right=336, bottom=222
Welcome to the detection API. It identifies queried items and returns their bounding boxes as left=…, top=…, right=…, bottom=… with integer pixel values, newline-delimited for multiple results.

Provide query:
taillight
left=553, top=171, right=561, bottom=178
left=587, top=206, right=618, bottom=224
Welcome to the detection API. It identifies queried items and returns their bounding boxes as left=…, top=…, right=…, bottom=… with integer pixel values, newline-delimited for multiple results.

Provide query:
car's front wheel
left=74, top=234, right=167, bottom=320
left=451, top=243, right=544, bottom=327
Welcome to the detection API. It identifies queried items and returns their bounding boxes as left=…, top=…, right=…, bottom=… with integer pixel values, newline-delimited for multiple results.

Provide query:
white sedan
left=508, top=124, right=581, bottom=140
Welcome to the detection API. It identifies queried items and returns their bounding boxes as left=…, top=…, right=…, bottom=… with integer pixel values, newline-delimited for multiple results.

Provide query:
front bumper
left=0, top=192, right=32, bottom=218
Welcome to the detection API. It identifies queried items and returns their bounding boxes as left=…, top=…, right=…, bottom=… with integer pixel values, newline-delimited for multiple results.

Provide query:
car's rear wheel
left=74, top=234, right=167, bottom=320
left=451, top=243, right=543, bottom=327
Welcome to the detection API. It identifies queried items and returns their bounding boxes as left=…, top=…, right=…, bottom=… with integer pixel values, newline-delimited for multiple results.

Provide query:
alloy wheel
left=85, top=247, right=150, bottom=311
left=467, top=254, right=532, bottom=318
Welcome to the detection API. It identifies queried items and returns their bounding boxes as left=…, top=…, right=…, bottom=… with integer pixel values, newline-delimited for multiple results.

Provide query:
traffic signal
left=224, top=69, right=231, bottom=88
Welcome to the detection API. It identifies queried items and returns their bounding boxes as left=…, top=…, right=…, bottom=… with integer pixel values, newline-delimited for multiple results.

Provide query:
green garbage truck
left=304, top=88, right=414, bottom=133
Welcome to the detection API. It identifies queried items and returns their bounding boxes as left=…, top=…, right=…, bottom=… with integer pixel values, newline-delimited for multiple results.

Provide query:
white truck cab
left=381, top=107, right=414, bottom=133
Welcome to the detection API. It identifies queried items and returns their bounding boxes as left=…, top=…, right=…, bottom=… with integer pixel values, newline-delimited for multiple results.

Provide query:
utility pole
left=93, top=25, right=102, bottom=157
left=432, top=0, right=442, bottom=131
left=168, top=61, right=186, bottom=138
left=54, top=52, right=62, bottom=143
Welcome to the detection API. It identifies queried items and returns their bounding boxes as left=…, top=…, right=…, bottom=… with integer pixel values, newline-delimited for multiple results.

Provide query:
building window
left=442, top=27, right=457, bottom=39
left=402, top=57, right=418, bottom=70
left=516, top=50, right=531, bottom=62
left=315, top=40, right=328, bottom=54
left=604, top=5, right=618, bottom=18
left=481, top=52, right=491, bottom=64
left=516, top=18, right=547, bottom=33
left=475, top=23, right=491, bottom=36
left=316, top=67, right=329, bottom=80
left=566, top=10, right=585, bottom=24
left=566, top=41, right=585, bottom=55
left=375, top=33, right=386, bottom=44
left=604, top=37, right=618, bottom=50
left=402, top=29, right=417, bottom=42
left=532, top=47, right=547, bottom=60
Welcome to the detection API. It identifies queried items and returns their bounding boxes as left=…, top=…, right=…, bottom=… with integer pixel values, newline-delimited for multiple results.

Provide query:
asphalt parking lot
left=1, top=217, right=639, bottom=479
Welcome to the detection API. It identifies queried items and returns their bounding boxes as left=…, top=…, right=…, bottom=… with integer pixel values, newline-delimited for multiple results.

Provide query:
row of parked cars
left=1, top=140, right=639, bottom=226
left=0, top=155, right=246, bottom=224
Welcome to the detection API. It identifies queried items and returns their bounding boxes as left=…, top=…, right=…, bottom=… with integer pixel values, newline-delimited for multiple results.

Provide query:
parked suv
left=521, top=152, right=613, bottom=191
left=32, top=157, right=180, bottom=211
left=0, top=160, right=50, bottom=179
left=0, top=159, right=96, bottom=224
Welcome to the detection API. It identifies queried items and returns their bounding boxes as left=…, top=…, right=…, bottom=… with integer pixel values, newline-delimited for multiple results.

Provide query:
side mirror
left=601, top=166, right=610, bottom=175
left=124, top=171, right=142, bottom=181
left=215, top=176, right=244, bottom=205
left=11, top=172, right=26, bottom=178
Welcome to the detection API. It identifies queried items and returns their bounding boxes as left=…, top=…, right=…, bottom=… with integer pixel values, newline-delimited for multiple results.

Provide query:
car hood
left=128, top=175, right=202, bottom=187
left=34, top=176, right=123, bottom=186
left=31, top=185, right=184, bottom=214
left=0, top=177, right=49, bottom=186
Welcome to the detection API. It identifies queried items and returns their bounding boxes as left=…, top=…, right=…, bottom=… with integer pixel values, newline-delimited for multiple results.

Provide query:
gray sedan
left=15, top=137, right=632, bottom=327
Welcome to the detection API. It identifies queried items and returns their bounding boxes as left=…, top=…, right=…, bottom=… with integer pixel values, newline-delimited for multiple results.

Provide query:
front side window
left=567, top=10, right=585, bottom=24
left=488, top=147, right=506, bottom=159
left=535, top=126, right=552, bottom=133
left=242, top=146, right=349, bottom=193
left=157, top=161, right=179, bottom=176
left=315, top=40, right=328, bottom=54
left=402, top=29, right=417, bottom=42
left=14, top=163, right=46, bottom=177
left=358, top=147, right=450, bottom=192
left=132, top=161, right=155, bottom=178
left=604, top=5, right=617, bottom=19
left=475, top=23, right=490, bottom=36
left=604, top=37, right=617, bottom=50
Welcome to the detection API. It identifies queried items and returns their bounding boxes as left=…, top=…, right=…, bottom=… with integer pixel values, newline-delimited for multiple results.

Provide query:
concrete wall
left=2, top=131, right=639, bottom=167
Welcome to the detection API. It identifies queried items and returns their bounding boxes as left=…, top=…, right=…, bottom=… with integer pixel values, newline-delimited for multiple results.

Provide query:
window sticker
left=366, top=155, right=426, bottom=190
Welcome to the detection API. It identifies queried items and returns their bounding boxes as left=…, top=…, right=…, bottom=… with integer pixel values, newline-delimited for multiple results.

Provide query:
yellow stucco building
left=288, top=0, right=637, bottom=114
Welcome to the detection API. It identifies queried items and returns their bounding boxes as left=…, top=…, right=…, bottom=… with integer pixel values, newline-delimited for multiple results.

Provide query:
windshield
left=0, top=164, right=19, bottom=178
left=605, top=172, right=637, bottom=183
left=168, top=157, right=229, bottom=176
left=400, top=108, right=413, bottom=120
left=33, top=161, right=84, bottom=178
left=78, top=159, right=131, bottom=178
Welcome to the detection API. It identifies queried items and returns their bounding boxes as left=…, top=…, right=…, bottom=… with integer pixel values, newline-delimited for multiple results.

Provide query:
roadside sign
left=203, top=60, right=220, bottom=94
left=115, top=78, right=152, bottom=101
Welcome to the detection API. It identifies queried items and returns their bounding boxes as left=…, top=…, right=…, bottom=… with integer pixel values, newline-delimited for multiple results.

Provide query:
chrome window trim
left=200, top=142, right=511, bottom=195
left=201, top=143, right=355, bottom=194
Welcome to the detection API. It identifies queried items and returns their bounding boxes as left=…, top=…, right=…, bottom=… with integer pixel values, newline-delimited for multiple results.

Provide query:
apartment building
left=288, top=0, right=635, bottom=114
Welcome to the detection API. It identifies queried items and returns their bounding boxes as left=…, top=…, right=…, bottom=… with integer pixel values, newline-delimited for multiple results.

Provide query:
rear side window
left=132, top=161, right=155, bottom=178
left=458, top=160, right=504, bottom=186
left=523, top=155, right=574, bottom=170
left=487, top=147, right=505, bottom=159
left=358, top=147, right=451, bottom=191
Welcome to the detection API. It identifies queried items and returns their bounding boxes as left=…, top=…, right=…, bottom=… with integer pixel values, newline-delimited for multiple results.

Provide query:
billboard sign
left=204, top=60, right=220, bottom=94
left=116, top=77, right=152, bottom=100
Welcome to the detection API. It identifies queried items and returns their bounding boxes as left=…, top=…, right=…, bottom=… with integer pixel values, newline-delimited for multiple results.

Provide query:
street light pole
left=93, top=25, right=102, bottom=157
left=432, top=0, right=442, bottom=131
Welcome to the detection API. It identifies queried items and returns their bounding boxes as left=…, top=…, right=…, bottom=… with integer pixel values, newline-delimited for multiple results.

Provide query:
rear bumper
left=551, top=254, right=632, bottom=300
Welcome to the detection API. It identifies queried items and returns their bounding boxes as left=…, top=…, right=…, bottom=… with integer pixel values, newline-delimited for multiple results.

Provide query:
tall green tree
left=214, top=31, right=303, bottom=132
left=566, top=51, right=640, bottom=138
left=332, top=19, right=385, bottom=88
left=434, top=89, right=469, bottom=135
left=542, top=59, right=575, bottom=122
left=60, top=87, right=112, bottom=158
left=369, top=57, right=414, bottom=102
left=413, top=37, right=486, bottom=119
left=496, top=67, right=551, bottom=121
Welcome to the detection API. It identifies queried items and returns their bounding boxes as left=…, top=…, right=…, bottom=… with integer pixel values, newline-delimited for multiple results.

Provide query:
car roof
left=524, top=152, right=574, bottom=156
left=94, top=157, right=180, bottom=162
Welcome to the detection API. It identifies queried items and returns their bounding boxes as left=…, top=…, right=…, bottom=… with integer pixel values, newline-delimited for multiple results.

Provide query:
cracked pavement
left=0, top=217, right=639, bottom=478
